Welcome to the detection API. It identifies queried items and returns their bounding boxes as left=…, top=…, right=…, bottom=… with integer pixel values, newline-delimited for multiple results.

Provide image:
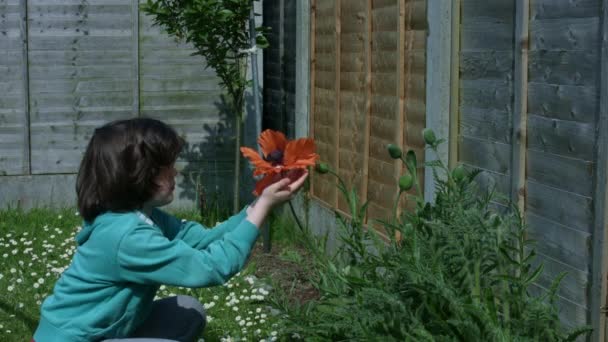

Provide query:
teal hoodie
left=34, top=206, right=258, bottom=341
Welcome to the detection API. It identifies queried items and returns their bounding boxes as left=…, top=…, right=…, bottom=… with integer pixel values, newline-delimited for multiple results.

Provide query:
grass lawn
left=0, top=207, right=298, bottom=342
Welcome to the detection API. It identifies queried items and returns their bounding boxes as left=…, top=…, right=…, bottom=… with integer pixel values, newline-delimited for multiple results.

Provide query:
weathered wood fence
left=0, top=0, right=240, bottom=208
left=300, top=0, right=608, bottom=336
left=457, top=0, right=606, bottom=330
left=309, top=0, right=428, bottom=222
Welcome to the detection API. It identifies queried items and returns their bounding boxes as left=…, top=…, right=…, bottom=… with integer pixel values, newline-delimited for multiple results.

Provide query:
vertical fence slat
left=20, top=0, right=31, bottom=175
left=591, top=0, right=608, bottom=339
left=448, top=0, right=461, bottom=169
left=295, top=0, right=311, bottom=140
left=334, top=0, right=341, bottom=208
left=133, top=0, right=140, bottom=117
left=395, top=0, right=406, bottom=223
left=424, top=0, right=451, bottom=202
left=361, top=0, right=372, bottom=223
left=279, top=0, right=286, bottom=132
left=309, top=0, right=316, bottom=196
left=511, top=0, right=529, bottom=214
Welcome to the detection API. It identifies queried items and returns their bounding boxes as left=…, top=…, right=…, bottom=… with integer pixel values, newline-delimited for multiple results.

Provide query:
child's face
left=147, top=163, right=177, bottom=207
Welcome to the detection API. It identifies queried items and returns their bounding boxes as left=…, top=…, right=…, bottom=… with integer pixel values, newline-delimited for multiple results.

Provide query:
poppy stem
left=288, top=200, right=305, bottom=232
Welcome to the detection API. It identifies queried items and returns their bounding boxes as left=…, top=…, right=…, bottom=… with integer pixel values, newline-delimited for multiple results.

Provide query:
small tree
left=141, top=0, right=268, bottom=213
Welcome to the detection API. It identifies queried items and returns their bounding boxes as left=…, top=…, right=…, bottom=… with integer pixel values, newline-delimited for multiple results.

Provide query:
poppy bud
left=423, top=128, right=437, bottom=145
left=452, top=165, right=466, bottom=182
left=399, top=174, right=414, bottom=191
left=316, top=162, right=330, bottom=174
left=489, top=213, right=501, bottom=227
left=387, top=144, right=402, bottom=159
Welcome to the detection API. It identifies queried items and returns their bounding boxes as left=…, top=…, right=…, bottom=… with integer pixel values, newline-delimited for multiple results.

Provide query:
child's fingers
left=287, top=171, right=308, bottom=192
left=266, top=177, right=292, bottom=192
left=262, top=171, right=308, bottom=202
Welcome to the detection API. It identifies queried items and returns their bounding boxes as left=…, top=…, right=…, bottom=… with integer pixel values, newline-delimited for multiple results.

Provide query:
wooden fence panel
left=367, top=0, right=400, bottom=220
left=399, top=0, right=426, bottom=212
left=458, top=0, right=602, bottom=328
left=459, top=0, right=514, bottom=207
left=138, top=0, right=237, bottom=200
left=1, top=0, right=235, bottom=199
left=27, top=0, right=136, bottom=173
left=310, top=0, right=427, bottom=223
left=0, top=0, right=28, bottom=175
left=310, top=0, right=339, bottom=207
left=337, top=0, right=367, bottom=214
left=523, top=1, right=601, bottom=326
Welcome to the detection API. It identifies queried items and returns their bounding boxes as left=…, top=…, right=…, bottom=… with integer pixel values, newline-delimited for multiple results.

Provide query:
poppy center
left=264, top=149, right=284, bottom=165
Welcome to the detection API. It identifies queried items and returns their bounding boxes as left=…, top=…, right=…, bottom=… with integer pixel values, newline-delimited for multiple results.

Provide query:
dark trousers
left=103, top=295, right=206, bottom=342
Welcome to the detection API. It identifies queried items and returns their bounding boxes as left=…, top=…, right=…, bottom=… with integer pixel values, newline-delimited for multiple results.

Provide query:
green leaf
left=349, top=189, right=358, bottom=217
left=499, top=247, right=519, bottom=265
left=547, top=271, right=567, bottom=303
left=256, top=35, right=269, bottom=48
left=563, top=326, right=593, bottom=342
left=423, top=160, right=443, bottom=168
left=219, top=9, right=234, bottom=17
left=522, top=249, right=536, bottom=264
left=358, top=201, right=369, bottom=223
left=524, top=264, right=544, bottom=285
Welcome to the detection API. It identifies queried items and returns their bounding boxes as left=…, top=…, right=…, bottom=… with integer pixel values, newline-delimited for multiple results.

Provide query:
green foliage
left=276, top=130, right=592, bottom=341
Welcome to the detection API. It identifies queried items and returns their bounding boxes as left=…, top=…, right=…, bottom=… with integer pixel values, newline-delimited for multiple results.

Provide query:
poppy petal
left=253, top=173, right=282, bottom=196
left=283, top=138, right=319, bottom=167
left=240, top=147, right=273, bottom=173
left=283, top=158, right=318, bottom=170
left=253, top=166, right=283, bottom=176
left=258, top=130, right=287, bottom=157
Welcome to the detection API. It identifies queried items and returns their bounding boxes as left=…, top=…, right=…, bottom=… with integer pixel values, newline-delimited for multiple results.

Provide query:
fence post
left=424, top=0, right=452, bottom=203
left=591, top=0, right=608, bottom=339
left=19, top=0, right=31, bottom=175
left=511, top=0, right=529, bottom=215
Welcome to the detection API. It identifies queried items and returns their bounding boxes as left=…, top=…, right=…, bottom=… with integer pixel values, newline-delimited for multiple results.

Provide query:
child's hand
left=259, top=170, right=308, bottom=208
left=246, top=170, right=308, bottom=228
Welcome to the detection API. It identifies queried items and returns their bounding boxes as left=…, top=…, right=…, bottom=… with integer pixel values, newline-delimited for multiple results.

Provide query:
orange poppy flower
left=240, top=129, right=319, bottom=196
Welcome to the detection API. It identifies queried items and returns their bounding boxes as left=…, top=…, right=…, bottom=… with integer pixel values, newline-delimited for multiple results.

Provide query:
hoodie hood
left=75, top=211, right=152, bottom=246
left=76, top=221, right=95, bottom=246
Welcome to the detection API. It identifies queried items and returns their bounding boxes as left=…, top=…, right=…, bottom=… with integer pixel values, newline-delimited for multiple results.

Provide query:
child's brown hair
left=76, top=118, right=184, bottom=222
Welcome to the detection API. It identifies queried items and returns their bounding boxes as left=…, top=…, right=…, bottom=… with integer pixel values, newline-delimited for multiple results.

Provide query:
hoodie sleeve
left=151, top=207, right=249, bottom=249
left=116, top=219, right=259, bottom=287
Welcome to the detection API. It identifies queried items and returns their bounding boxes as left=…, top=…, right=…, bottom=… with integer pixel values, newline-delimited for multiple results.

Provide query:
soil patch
left=248, top=241, right=320, bottom=305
